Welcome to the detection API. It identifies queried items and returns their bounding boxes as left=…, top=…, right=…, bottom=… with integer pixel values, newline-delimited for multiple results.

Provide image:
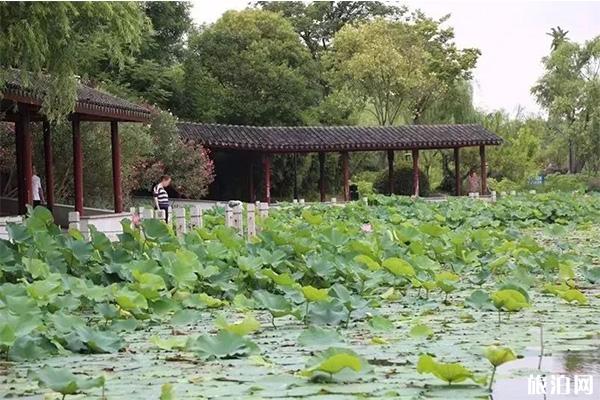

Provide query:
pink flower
left=132, top=214, right=141, bottom=227
left=361, top=223, right=373, bottom=233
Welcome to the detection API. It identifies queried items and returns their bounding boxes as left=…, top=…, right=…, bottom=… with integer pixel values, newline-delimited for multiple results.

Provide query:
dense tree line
left=1, top=1, right=597, bottom=206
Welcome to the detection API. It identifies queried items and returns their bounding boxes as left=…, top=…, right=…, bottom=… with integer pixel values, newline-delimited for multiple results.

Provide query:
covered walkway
left=1, top=69, right=152, bottom=217
left=178, top=122, right=503, bottom=203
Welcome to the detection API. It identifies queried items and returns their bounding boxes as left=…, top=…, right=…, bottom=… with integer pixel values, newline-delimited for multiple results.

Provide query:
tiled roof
left=2, top=69, right=151, bottom=122
left=177, top=122, right=503, bottom=152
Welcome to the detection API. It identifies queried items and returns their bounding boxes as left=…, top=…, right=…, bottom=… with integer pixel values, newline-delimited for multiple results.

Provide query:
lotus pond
left=1, top=193, right=599, bottom=399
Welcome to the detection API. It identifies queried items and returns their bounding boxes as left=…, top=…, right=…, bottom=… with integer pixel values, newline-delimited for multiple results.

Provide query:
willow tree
left=532, top=33, right=600, bottom=173
left=0, top=2, right=148, bottom=121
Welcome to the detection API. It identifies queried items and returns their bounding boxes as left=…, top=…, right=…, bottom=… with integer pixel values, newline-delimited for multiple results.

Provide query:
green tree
left=180, top=9, right=320, bottom=125
left=0, top=2, right=148, bottom=121
left=326, top=17, right=479, bottom=126
left=92, top=2, right=192, bottom=108
left=532, top=33, right=600, bottom=173
left=256, top=1, right=405, bottom=59
left=133, top=112, right=215, bottom=199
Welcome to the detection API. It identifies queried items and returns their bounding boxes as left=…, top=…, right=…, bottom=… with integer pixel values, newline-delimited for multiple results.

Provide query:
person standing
left=153, top=175, right=171, bottom=222
left=32, top=165, right=45, bottom=208
left=467, top=168, right=480, bottom=194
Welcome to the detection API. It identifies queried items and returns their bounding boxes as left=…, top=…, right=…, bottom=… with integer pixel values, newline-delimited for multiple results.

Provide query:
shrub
left=542, top=174, right=587, bottom=193
left=488, top=178, right=522, bottom=193
left=374, top=166, right=430, bottom=196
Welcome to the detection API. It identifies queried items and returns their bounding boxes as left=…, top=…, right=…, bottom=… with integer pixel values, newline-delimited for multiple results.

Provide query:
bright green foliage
left=532, top=34, right=600, bottom=173
left=410, top=323, right=433, bottom=339
left=491, top=289, right=530, bottom=312
left=416, top=354, right=477, bottom=385
left=382, top=257, right=416, bottom=278
left=558, top=289, right=588, bottom=305
left=181, top=9, right=319, bottom=125
left=215, top=314, right=261, bottom=336
left=150, top=336, right=187, bottom=351
left=302, top=347, right=369, bottom=380
left=0, top=2, right=147, bottom=121
left=186, top=331, right=258, bottom=360
left=327, top=17, right=478, bottom=125
left=0, top=193, right=599, bottom=396
left=301, top=285, right=331, bottom=302
left=160, top=383, right=175, bottom=400
left=483, top=346, right=517, bottom=367
left=31, top=366, right=105, bottom=397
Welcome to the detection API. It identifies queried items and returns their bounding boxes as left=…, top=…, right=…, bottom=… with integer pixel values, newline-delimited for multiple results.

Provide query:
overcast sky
left=190, top=1, right=600, bottom=116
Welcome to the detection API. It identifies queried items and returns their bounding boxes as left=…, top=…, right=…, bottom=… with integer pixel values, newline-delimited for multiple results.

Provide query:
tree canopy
left=326, top=16, right=479, bottom=126
left=532, top=31, right=600, bottom=173
left=0, top=2, right=148, bottom=121
left=180, top=9, right=320, bottom=125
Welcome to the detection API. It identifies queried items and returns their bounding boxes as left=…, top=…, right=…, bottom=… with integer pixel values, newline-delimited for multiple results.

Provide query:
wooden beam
left=21, top=107, right=33, bottom=209
left=319, top=152, right=325, bottom=202
left=262, top=153, right=271, bottom=204
left=454, top=147, right=460, bottom=196
left=341, top=151, right=350, bottom=201
left=412, top=149, right=420, bottom=197
left=387, top=150, right=395, bottom=195
left=248, top=154, right=255, bottom=203
left=72, top=115, right=84, bottom=215
left=293, top=153, right=298, bottom=200
left=111, top=121, right=123, bottom=213
left=480, top=145, right=487, bottom=195
left=14, top=118, right=24, bottom=214
left=43, top=121, right=55, bottom=210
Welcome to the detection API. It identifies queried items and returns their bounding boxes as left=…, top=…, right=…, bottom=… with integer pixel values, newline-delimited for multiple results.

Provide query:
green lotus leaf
left=150, top=335, right=188, bottom=351
left=302, top=347, right=369, bottom=379
left=583, top=266, right=600, bottom=284
left=31, top=366, right=105, bottom=396
left=298, top=326, right=344, bottom=347
left=301, top=285, right=330, bottom=302
left=353, top=254, right=381, bottom=271
left=416, top=354, right=476, bottom=385
left=558, top=288, right=588, bottom=305
left=253, top=290, right=294, bottom=318
left=261, top=268, right=296, bottom=286
left=483, top=346, right=517, bottom=367
left=215, top=314, right=261, bottom=336
left=464, top=289, right=495, bottom=311
left=491, top=289, right=530, bottom=312
left=302, top=210, right=323, bottom=225
left=115, top=287, right=148, bottom=311
left=382, top=257, right=415, bottom=277
left=185, top=331, right=258, bottom=360
left=410, top=323, right=433, bottom=338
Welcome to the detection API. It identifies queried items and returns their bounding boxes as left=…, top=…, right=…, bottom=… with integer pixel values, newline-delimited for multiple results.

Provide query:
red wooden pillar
left=412, top=149, right=420, bottom=197
left=262, top=153, right=271, bottom=204
left=21, top=107, right=33, bottom=210
left=14, top=117, right=24, bottom=214
left=248, top=154, right=256, bottom=203
left=43, top=121, right=55, bottom=210
left=318, top=152, right=325, bottom=202
left=480, top=145, right=487, bottom=195
left=341, top=151, right=350, bottom=201
left=72, top=115, right=84, bottom=215
left=387, top=150, right=395, bottom=195
left=454, top=147, right=461, bottom=196
left=111, top=121, right=123, bottom=213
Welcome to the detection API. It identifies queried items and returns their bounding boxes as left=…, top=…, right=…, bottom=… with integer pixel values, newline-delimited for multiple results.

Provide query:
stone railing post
left=190, top=205, right=202, bottom=229
left=174, top=207, right=187, bottom=236
left=247, top=203, right=256, bottom=238
left=68, top=211, right=80, bottom=231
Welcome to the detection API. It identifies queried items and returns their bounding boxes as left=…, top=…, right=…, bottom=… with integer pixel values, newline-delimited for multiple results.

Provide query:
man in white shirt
left=32, top=165, right=45, bottom=208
